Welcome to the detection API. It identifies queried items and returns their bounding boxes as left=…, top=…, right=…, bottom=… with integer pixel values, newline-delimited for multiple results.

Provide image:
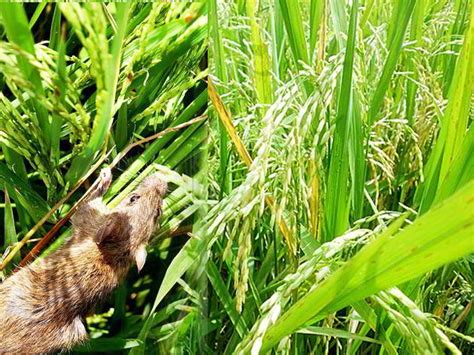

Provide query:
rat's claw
left=100, top=167, right=112, bottom=184
left=97, top=167, right=112, bottom=195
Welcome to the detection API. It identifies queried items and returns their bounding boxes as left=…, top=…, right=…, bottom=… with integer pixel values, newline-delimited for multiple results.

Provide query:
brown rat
left=0, top=168, right=167, bottom=353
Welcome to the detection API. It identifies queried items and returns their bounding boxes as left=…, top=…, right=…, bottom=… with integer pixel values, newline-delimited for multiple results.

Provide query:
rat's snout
left=141, top=174, right=167, bottom=196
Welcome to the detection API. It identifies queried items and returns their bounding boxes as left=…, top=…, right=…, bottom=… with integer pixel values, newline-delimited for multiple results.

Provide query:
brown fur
left=0, top=169, right=166, bottom=353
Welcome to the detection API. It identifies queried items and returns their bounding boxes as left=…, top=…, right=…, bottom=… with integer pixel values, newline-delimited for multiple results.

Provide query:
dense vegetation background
left=0, top=0, right=472, bottom=354
left=205, top=0, right=473, bottom=354
left=0, top=2, right=207, bottom=352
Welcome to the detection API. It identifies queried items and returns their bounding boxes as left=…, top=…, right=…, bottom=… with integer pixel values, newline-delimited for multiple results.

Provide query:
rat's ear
left=95, top=212, right=130, bottom=244
left=135, top=245, right=147, bottom=272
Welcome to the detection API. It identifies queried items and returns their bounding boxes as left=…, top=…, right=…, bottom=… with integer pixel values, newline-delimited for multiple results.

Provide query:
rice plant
left=0, top=2, right=207, bottom=352
left=0, top=0, right=472, bottom=354
left=195, top=0, right=471, bottom=353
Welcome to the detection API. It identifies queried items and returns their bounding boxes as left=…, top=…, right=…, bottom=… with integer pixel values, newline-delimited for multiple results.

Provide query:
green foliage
left=0, top=1, right=473, bottom=354
left=0, top=2, right=207, bottom=351
left=201, top=0, right=473, bottom=353
left=260, top=182, right=474, bottom=351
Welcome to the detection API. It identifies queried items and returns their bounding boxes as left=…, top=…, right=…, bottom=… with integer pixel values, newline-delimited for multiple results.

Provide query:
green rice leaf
left=261, top=181, right=474, bottom=351
left=324, top=0, right=358, bottom=240
left=0, top=162, right=50, bottom=222
left=367, top=0, right=415, bottom=125
left=417, top=8, right=474, bottom=213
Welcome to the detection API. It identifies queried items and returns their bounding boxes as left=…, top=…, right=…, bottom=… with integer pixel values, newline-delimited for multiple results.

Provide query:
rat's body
left=0, top=169, right=166, bottom=353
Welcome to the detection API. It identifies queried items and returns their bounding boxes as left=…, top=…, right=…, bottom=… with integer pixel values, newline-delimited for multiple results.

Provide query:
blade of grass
left=442, top=0, right=469, bottom=94
left=0, top=148, right=31, bottom=228
left=309, top=0, right=325, bottom=60
left=278, top=0, right=312, bottom=94
left=50, top=16, right=66, bottom=168
left=298, top=326, right=382, bottom=344
left=349, top=91, right=365, bottom=220
left=405, top=0, right=426, bottom=125
left=0, top=162, right=50, bottom=222
left=367, top=0, right=415, bottom=125
left=386, top=0, right=403, bottom=48
left=28, top=2, right=48, bottom=29
left=435, top=126, right=474, bottom=204
left=278, top=0, right=309, bottom=66
left=210, top=0, right=231, bottom=196
left=49, top=4, right=61, bottom=49
left=324, top=0, right=358, bottom=241
left=3, top=187, right=19, bottom=273
left=328, top=0, right=348, bottom=48
left=207, top=259, right=248, bottom=338
left=270, top=0, right=286, bottom=81
left=114, top=102, right=129, bottom=151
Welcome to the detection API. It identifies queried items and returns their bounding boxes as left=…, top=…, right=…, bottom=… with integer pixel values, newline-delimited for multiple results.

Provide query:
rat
left=0, top=168, right=167, bottom=353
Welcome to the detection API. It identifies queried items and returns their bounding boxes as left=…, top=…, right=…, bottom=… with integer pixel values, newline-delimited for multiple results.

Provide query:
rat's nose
left=142, top=174, right=167, bottom=196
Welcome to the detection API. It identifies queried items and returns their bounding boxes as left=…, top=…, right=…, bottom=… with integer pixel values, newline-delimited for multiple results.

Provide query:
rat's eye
left=129, top=194, right=140, bottom=204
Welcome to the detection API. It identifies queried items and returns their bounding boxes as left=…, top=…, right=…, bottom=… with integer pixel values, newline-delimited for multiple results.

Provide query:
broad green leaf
left=261, top=181, right=474, bottom=351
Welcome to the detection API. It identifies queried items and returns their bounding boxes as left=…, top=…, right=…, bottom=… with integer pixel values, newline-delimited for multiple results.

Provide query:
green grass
left=202, top=0, right=473, bottom=353
left=0, top=1, right=472, bottom=354
left=0, top=2, right=207, bottom=352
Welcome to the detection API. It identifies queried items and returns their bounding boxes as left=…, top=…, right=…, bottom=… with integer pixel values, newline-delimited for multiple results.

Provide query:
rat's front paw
left=97, top=167, right=112, bottom=195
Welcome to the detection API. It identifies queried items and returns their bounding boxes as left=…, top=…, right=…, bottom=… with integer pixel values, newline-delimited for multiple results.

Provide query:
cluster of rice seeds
left=204, top=0, right=472, bottom=352
left=372, top=288, right=461, bottom=354
left=0, top=42, right=90, bottom=144
left=229, top=86, right=299, bottom=312
left=235, top=229, right=373, bottom=354
left=0, top=93, right=54, bottom=188
left=0, top=3, right=209, bottom=351
left=59, top=4, right=109, bottom=120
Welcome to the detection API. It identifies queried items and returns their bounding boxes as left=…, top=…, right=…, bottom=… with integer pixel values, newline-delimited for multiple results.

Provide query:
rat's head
left=118, top=173, right=167, bottom=231
left=96, top=174, right=167, bottom=271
